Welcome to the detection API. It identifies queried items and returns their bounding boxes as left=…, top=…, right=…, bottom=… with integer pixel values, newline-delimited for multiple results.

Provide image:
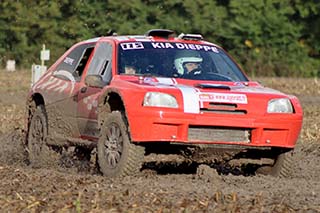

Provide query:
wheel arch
left=97, top=88, right=128, bottom=129
left=27, top=93, right=45, bottom=116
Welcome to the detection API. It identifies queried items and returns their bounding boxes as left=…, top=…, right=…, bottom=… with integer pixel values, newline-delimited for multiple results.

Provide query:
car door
left=77, top=41, right=113, bottom=139
left=43, top=43, right=95, bottom=138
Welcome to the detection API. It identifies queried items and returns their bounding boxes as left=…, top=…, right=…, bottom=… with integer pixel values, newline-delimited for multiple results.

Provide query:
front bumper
left=128, top=108, right=303, bottom=148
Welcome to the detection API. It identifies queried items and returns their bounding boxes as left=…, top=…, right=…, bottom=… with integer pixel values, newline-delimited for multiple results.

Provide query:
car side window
left=86, top=42, right=113, bottom=84
left=54, top=43, right=95, bottom=81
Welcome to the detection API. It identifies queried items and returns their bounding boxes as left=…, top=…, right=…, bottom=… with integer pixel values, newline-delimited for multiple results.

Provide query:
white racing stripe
left=156, top=77, right=176, bottom=85
left=155, top=77, right=200, bottom=113
left=175, top=85, right=200, bottom=113
left=46, top=78, right=61, bottom=90
left=52, top=70, right=76, bottom=94
left=37, top=76, right=57, bottom=90
left=33, top=71, right=51, bottom=91
left=53, top=82, right=69, bottom=93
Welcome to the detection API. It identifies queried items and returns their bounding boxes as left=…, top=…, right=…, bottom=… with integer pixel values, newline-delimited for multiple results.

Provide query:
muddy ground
left=0, top=71, right=320, bottom=212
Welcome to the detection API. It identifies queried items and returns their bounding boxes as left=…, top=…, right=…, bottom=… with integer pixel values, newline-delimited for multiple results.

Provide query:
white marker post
left=40, top=44, right=50, bottom=66
left=31, top=44, right=50, bottom=86
left=6, top=60, right=16, bottom=72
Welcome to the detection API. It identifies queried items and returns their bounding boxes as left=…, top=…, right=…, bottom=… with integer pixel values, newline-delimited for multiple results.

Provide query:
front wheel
left=256, top=149, right=294, bottom=178
left=97, top=111, right=145, bottom=177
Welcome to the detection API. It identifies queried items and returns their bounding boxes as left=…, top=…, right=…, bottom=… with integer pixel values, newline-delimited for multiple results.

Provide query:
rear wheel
left=256, top=150, right=294, bottom=178
left=97, top=111, right=145, bottom=177
left=27, top=105, right=60, bottom=168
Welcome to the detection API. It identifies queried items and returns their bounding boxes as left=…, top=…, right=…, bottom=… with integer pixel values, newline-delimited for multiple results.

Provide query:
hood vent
left=195, top=83, right=231, bottom=90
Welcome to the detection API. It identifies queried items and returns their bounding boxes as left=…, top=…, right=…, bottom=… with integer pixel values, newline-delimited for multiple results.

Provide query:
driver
left=124, top=65, right=137, bottom=74
left=174, top=50, right=203, bottom=77
left=121, top=56, right=138, bottom=75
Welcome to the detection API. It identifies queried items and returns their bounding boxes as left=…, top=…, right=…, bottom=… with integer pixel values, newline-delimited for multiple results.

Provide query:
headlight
left=267, top=98, right=293, bottom=113
left=143, top=92, right=178, bottom=108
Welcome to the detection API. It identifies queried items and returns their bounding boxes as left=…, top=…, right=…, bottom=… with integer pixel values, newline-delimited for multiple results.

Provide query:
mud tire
left=256, top=149, right=294, bottom=178
left=97, top=111, right=145, bottom=177
left=27, top=105, right=59, bottom=168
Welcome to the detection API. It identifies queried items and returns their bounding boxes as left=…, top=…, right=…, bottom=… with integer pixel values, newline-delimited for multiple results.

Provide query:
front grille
left=200, top=103, right=247, bottom=114
left=188, top=126, right=251, bottom=142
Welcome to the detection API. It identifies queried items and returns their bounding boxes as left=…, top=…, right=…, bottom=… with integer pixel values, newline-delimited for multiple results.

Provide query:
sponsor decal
left=175, top=43, right=219, bottom=53
left=63, top=57, right=74, bottom=66
left=151, top=42, right=175, bottom=49
left=120, top=42, right=219, bottom=53
left=120, top=42, right=144, bottom=50
left=199, top=92, right=248, bottom=104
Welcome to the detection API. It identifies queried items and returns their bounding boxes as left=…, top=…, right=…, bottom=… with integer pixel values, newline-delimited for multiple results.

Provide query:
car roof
left=81, top=29, right=221, bottom=49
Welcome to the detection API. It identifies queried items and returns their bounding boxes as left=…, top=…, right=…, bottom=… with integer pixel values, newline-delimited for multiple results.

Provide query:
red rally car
left=26, top=29, right=303, bottom=177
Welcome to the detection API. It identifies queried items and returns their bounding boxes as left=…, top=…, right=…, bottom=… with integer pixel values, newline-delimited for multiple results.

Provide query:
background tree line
left=0, top=0, right=319, bottom=77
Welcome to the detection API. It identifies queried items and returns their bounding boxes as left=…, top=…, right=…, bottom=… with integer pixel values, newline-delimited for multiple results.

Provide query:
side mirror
left=85, top=75, right=105, bottom=88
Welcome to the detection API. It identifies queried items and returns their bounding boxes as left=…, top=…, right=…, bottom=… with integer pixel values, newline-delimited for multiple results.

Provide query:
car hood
left=110, top=76, right=300, bottom=114
left=114, top=75, right=285, bottom=96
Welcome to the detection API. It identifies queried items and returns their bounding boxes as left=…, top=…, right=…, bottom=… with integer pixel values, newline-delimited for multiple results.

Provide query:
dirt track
left=0, top=72, right=320, bottom=212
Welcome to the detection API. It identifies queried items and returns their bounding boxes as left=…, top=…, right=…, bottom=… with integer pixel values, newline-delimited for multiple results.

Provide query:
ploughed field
left=0, top=70, right=319, bottom=212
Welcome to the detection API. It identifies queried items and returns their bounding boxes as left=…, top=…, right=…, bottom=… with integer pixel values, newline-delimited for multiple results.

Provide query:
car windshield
left=118, top=41, right=248, bottom=82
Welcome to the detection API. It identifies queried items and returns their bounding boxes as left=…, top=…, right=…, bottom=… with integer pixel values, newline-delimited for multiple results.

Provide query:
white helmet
left=174, top=51, right=203, bottom=75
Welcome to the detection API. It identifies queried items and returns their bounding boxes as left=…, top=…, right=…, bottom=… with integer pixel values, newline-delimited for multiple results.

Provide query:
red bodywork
left=117, top=77, right=302, bottom=148
left=27, top=35, right=303, bottom=150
